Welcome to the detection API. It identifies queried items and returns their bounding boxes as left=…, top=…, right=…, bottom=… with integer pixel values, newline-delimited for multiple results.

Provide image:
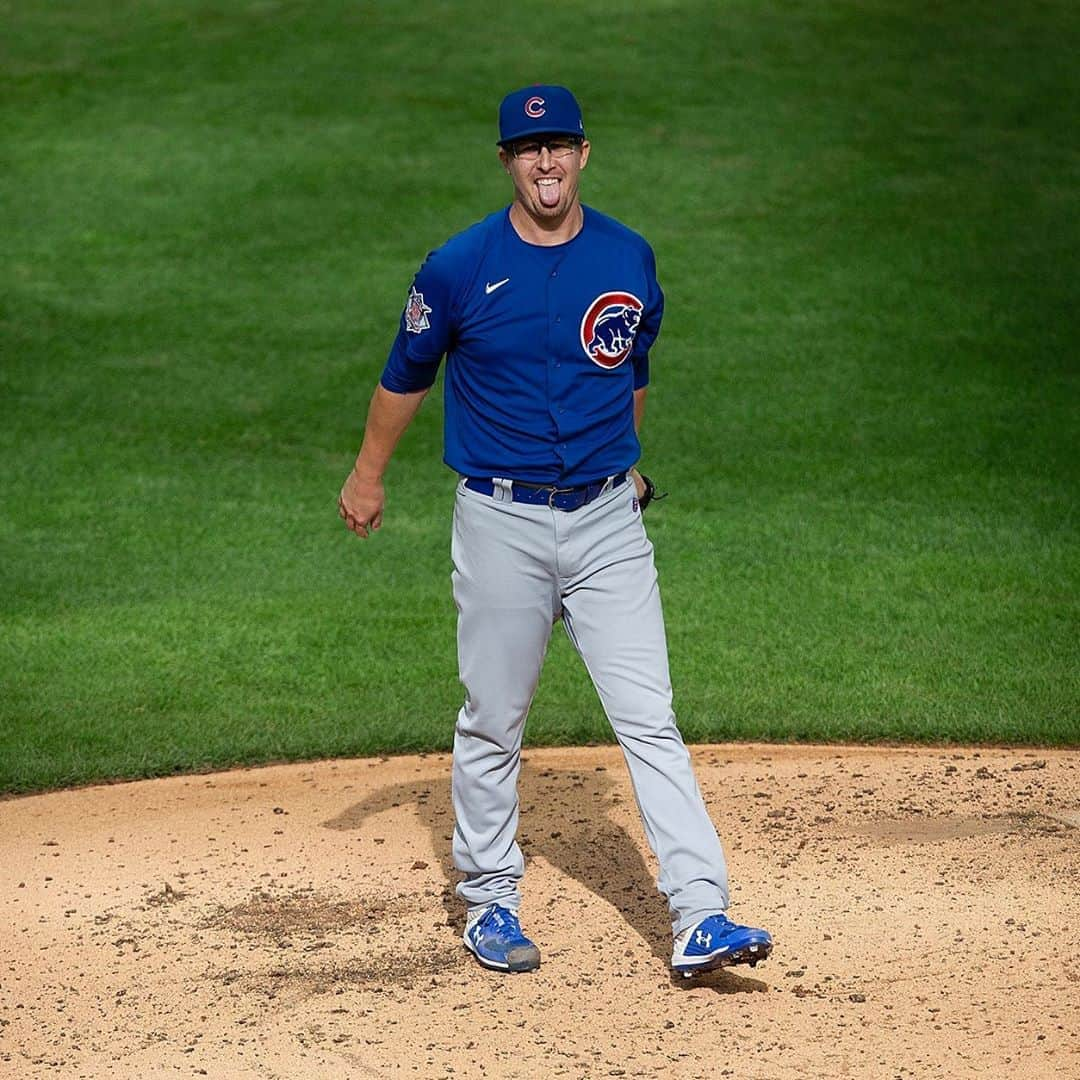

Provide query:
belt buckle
left=547, top=485, right=576, bottom=508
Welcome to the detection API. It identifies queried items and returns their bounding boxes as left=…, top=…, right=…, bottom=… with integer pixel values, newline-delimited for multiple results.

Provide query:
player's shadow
left=323, top=757, right=767, bottom=993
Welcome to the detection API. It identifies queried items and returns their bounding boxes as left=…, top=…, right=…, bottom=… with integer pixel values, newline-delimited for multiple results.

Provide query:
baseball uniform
left=381, top=204, right=732, bottom=935
left=343, top=84, right=773, bottom=976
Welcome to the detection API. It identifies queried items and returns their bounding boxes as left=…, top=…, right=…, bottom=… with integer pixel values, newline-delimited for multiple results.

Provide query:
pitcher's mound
left=3, top=744, right=1078, bottom=1078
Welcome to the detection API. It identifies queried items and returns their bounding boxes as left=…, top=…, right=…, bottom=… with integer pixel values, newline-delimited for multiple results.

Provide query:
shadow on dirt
left=324, top=759, right=671, bottom=953
left=323, top=757, right=763, bottom=994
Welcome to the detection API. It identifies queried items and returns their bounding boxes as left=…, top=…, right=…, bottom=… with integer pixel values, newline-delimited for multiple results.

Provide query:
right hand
left=338, top=469, right=385, bottom=539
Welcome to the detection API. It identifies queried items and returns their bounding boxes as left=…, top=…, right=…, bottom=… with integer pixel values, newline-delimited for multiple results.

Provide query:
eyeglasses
left=508, top=137, right=582, bottom=161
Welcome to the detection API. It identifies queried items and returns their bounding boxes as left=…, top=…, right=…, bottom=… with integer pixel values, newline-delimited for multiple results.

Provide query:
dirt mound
left=2, top=744, right=1078, bottom=1078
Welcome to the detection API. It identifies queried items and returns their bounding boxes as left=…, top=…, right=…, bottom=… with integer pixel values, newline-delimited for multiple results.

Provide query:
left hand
left=630, top=468, right=666, bottom=511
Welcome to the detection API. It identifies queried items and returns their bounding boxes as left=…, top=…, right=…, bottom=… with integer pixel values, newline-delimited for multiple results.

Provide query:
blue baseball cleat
left=672, top=912, right=773, bottom=977
left=463, top=904, right=541, bottom=973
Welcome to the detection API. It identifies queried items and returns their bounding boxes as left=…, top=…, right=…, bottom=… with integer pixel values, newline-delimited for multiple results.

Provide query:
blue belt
left=464, top=473, right=627, bottom=512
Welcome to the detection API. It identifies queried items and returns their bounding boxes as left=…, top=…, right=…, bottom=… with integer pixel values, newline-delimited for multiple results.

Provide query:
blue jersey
left=380, top=205, right=664, bottom=486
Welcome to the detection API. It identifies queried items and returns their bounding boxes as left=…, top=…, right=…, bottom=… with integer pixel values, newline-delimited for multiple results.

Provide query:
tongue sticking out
left=537, top=180, right=560, bottom=208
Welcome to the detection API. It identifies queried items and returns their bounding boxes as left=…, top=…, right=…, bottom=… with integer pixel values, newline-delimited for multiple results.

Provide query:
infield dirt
left=2, top=744, right=1078, bottom=1079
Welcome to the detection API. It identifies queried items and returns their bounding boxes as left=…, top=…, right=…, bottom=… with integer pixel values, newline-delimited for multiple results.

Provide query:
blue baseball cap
left=498, top=85, right=586, bottom=146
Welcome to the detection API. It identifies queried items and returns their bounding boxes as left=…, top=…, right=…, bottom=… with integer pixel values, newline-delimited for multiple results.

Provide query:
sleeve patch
left=404, top=286, right=433, bottom=334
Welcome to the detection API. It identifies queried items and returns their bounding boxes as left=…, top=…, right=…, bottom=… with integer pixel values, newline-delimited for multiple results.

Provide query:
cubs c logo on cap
left=524, top=96, right=546, bottom=118
left=580, top=292, right=644, bottom=368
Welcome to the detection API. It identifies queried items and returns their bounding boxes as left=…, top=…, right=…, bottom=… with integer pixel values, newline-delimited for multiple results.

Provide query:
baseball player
left=339, top=85, right=773, bottom=977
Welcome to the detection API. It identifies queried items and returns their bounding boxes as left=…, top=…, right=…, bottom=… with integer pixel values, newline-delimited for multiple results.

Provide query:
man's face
left=499, top=136, right=591, bottom=222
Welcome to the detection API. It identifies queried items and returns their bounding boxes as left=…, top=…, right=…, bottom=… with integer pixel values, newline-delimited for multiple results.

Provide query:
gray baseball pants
left=450, top=475, right=729, bottom=936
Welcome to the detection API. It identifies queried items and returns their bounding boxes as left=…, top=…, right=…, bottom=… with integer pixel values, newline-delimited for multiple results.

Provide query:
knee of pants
left=454, top=700, right=528, bottom=753
left=607, top=699, right=681, bottom=742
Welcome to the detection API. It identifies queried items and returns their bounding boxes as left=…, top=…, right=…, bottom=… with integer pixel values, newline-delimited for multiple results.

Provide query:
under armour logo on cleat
left=695, top=930, right=712, bottom=949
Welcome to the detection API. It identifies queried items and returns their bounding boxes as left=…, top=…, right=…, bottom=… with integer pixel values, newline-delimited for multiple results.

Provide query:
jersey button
left=550, top=271, right=557, bottom=278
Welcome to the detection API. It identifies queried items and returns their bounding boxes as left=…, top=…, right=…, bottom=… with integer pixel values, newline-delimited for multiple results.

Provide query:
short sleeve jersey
left=380, top=205, right=664, bottom=486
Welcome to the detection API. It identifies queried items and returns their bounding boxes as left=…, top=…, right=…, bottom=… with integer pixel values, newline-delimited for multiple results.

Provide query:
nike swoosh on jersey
left=485, top=278, right=510, bottom=295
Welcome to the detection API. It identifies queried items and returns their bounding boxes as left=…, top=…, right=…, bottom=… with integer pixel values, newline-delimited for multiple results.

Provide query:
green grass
left=2, top=0, right=1078, bottom=794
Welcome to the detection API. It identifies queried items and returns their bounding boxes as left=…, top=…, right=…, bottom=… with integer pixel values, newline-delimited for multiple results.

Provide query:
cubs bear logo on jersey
left=580, top=292, right=644, bottom=368
left=404, top=286, right=432, bottom=334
